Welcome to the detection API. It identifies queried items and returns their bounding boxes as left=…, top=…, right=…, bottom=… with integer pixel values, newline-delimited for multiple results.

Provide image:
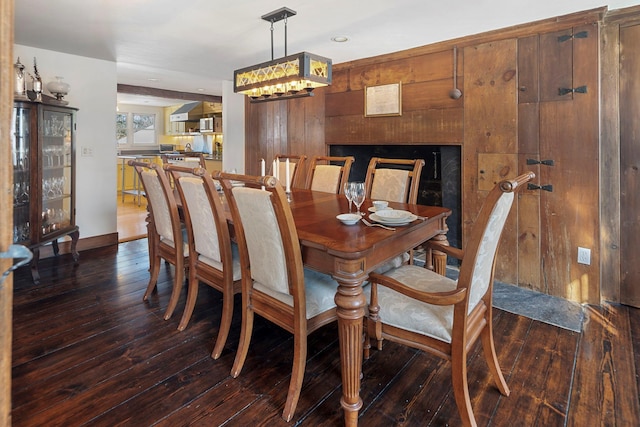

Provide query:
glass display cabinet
left=12, top=101, right=79, bottom=284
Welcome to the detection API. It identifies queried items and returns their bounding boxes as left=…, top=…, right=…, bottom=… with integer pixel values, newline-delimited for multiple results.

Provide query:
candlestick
left=285, top=159, right=291, bottom=193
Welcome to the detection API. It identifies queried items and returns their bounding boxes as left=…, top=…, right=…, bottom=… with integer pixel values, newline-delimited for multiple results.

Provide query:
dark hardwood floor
left=10, top=239, right=640, bottom=426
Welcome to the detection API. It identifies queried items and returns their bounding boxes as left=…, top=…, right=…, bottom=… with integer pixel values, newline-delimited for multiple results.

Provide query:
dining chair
left=364, top=157, right=425, bottom=269
left=214, top=171, right=339, bottom=422
left=304, top=155, right=354, bottom=194
left=364, top=157, right=425, bottom=204
left=273, top=154, right=307, bottom=189
left=166, top=164, right=242, bottom=358
left=364, top=172, right=535, bottom=427
left=129, top=160, right=189, bottom=321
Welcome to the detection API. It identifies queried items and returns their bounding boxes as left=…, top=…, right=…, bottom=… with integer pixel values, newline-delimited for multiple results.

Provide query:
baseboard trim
left=38, top=233, right=119, bottom=259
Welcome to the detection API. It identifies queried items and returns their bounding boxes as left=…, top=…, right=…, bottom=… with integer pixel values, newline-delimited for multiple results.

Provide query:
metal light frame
left=233, top=7, right=332, bottom=102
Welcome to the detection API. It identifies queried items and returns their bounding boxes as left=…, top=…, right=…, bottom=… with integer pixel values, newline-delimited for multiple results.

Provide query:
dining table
left=285, top=189, right=451, bottom=426
left=169, top=178, right=451, bottom=425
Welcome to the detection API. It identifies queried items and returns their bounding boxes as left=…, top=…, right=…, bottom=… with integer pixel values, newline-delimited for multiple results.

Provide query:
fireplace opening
left=329, top=144, right=461, bottom=259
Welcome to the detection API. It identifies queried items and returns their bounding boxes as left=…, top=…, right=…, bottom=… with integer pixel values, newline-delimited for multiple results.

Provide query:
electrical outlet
left=81, top=147, right=93, bottom=157
left=577, top=247, right=591, bottom=265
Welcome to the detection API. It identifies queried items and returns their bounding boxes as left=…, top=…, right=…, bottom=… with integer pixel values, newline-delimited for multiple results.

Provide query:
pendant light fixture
left=233, top=7, right=332, bottom=102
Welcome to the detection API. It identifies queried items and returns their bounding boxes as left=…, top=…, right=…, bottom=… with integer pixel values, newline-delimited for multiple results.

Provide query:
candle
left=285, top=159, right=290, bottom=193
left=260, top=158, right=265, bottom=176
left=272, top=159, right=277, bottom=179
left=275, top=159, right=280, bottom=181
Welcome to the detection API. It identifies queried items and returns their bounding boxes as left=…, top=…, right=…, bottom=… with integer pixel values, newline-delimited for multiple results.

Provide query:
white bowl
left=372, top=200, right=389, bottom=211
left=337, top=213, right=361, bottom=225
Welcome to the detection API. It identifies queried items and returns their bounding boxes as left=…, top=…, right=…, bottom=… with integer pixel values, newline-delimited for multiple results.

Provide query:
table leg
left=425, top=217, right=450, bottom=276
left=333, top=260, right=366, bottom=427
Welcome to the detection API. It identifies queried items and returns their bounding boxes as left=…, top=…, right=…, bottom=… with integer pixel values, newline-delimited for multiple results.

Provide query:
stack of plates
left=369, top=209, right=417, bottom=226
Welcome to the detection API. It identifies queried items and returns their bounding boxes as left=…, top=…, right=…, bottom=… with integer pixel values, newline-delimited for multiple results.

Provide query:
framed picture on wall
left=364, top=82, right=402, bottom=117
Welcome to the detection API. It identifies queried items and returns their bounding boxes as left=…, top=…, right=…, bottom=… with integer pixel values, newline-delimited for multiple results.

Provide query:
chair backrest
left=166, top=164, right=231, bottom=269
left=274, top=154, right=307, bottom=189
left=458, top=172, right=535, bottom=311
left=364, top=157, right=425, bottom=204
left=305, top=155, right=354, bottom=194
left=215, top=172, right=305, bottom=304
left=129, top=160, right=183, bottom=248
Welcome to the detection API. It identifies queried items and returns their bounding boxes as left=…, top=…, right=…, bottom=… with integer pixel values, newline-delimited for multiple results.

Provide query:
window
left=116, top=111, right=157, bottom=148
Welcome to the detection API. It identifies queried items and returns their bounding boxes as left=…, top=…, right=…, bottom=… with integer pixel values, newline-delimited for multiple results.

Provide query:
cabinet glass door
left=12, top=105, right=32, bottom=243
left=41, top=108, right=73, bottom=238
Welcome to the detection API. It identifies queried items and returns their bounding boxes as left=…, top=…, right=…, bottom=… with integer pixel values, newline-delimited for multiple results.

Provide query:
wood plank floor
left=10, top=240, right=640, bottom=426
left=116, top=195, right=148, bottom=243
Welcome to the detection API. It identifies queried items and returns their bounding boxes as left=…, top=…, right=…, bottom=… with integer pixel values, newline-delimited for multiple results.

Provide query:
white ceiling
left=14, top=0, right=639, bottom=107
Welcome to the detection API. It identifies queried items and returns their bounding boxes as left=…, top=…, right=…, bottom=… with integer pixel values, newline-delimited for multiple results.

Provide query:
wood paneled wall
left=243, top=7, right=638, bottom=305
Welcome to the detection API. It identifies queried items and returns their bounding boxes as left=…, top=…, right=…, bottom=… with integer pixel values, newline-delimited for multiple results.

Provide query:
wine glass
left=351, top=182, right=366, bottom=216
left=343, top=182, right=354, bottom=213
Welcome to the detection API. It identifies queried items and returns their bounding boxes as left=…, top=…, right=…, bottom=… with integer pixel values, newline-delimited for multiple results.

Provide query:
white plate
left=368, top=206, right=392, bottom=213
left=369, top=212, right=417, bottom=226
left=337, top=213, right=361, bottom=225
left=374, top=209, right=415, bottom=222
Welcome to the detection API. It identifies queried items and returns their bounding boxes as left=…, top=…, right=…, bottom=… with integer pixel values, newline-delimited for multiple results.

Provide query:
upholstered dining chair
left=214, top=171, right=339, bottom=422
left=129, top=160, right=189, bottom=321
left=304, top=155, right=354, bottom=194
left=273, top=154, right=307, bottom=189
left=166, top=164, right=242, bottom=358
left=364, top=157, right=425, bottom=204
left=364, top=172, right=535, bottom=427
left=364, top=157, right=425, bottom=269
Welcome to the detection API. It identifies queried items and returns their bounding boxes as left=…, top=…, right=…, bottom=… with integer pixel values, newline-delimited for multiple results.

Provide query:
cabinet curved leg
left=70, top=228, right=80, bottom=263
left=30, top=246, right=41, bottom=285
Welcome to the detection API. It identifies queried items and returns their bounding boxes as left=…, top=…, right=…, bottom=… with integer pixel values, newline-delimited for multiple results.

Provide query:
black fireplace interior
left=330, top=144, right=461, bottom=258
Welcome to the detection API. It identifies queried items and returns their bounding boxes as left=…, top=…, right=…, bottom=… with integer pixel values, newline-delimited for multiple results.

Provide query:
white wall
left=222, top=80, right=245, bottom=173
left=14, top=45, right=117, bottom=239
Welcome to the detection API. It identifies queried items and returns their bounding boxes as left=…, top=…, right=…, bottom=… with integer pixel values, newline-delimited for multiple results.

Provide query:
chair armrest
left=423, top=240, right=464, bottom=261
left=368, top=273, right=467, bottom=306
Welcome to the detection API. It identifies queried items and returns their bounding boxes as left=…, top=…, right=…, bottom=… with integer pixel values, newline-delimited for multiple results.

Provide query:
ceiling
left=14, top=0, right=638, bottom=107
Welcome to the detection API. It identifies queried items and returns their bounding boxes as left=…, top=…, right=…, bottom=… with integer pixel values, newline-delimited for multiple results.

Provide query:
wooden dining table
left=285, top=189, right=451, bottom=426
left=170, top=178, right=451, bottom=425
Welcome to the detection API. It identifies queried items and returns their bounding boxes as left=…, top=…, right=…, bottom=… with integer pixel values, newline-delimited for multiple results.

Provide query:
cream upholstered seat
left=274, top=154, right=307, bottom=189
left=304, top=155, right=354, bottom=194
left=129, top=160, right=189, bottom=321
left=215, top=171, right=339, bottom=422
left=166, top=164, right=242, bottom=358
left=364, top=172, right=535, bottom=427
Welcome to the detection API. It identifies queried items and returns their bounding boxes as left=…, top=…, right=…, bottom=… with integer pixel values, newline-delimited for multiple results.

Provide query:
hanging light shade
left=233, top=7, right=332, bottom=102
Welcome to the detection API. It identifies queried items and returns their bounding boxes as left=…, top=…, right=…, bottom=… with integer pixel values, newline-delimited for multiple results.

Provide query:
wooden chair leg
left=451, top=346, right=476, bottom=427
left=164, top=259, right=184, bottom=320
left=231, top=306, right=254, bottom=377
left=143, top=254, right=161, bottom=301
left=480, top=322, right=510, bottom=396
left=211, top=285, right=234, bottom=359
left=282, top=333, right=307, bottom=422
left=177, top=269, right=199, bottom=331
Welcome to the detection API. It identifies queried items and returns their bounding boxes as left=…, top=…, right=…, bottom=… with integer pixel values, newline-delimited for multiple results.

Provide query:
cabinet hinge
left=526, top=159, right=555, bottom=166
left=528, top=183, right=553, bottom=192
left=558, top=85, right=587, bottom=96
left=557, top=31, right=588, bottom=42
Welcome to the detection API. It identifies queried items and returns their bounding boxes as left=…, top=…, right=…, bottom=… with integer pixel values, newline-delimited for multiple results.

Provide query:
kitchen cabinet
left=12, top=101, right=79, bottom=284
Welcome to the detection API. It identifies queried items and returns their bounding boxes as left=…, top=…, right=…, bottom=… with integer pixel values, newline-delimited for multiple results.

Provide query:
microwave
left=200, top=117, right=214, bottom=133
